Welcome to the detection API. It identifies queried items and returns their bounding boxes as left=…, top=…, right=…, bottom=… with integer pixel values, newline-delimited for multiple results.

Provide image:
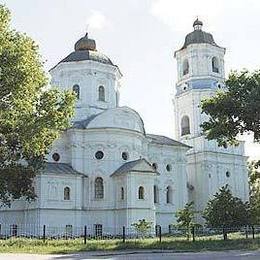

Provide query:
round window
left=152, top=163, right=158, bottom=170
left=52, top=153, right=60, bottom=162
left=166, top=164, right=172, bottom=172
left=226, top=171, right=230, bottom=178
left=122, top=152, right=128, bottom=161
left=95, top=151, right=104, bottom=160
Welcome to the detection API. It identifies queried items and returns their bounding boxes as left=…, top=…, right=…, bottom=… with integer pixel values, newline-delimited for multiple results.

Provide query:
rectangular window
left=65, top=225, right=73, bottom=237
left=155, top=225, right=161, bottom=237
left=10, top=224, right=18, bottom=237
left=94, top=224, right=103, bottom=237
left=169, top=224, right=174, bottom=234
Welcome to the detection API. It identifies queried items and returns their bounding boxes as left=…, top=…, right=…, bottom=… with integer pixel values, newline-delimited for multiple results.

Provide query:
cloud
left=150, top=0, right=222, bottom=31
left=87, top=10, right=107, bottom=31
left=150, top=0, right=259, bottom=32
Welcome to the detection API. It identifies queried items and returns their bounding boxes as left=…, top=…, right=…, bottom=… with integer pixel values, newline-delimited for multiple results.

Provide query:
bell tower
left=173, top=19, right=248, bottom=221
left=174, top=19, right=226, bottom=142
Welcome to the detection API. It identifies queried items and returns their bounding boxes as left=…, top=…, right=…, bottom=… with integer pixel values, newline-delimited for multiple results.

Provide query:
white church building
left=0, top=19, right=249, bottom=236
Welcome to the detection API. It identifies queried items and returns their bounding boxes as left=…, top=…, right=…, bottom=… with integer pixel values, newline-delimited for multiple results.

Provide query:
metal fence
left=164, top=225, right=260, bottom=241
left=0, top=223, right=259, bottom=243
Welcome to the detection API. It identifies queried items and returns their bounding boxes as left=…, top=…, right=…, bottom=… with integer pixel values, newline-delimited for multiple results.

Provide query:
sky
left=2, top=0, right=260, bottom=160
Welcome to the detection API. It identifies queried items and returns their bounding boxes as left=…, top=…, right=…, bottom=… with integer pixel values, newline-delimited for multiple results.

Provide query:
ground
left=0, top=234, right=259, bottom=254
left=0, top=250, right=260, bottom=260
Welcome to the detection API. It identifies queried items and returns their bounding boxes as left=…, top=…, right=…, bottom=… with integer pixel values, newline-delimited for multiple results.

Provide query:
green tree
left=0, top=5, right=75, bottom=206
left=131, top=219, right=152, bottom=238
left=175, top=201, right=198, bottom=240
left=248, top=161, right=260, bottom=225
left=201, top=70, right=260, bottom=148
left=203, top=185, right=249, bottom=239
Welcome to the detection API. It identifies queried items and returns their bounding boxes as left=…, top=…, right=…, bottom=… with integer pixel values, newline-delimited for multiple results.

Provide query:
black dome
left=181, top=30, right=218, bottom=50
left=59, top=50, right=114, bottom=65
left=50, top=32, right=116, bottom=70
left=178, top=19, right=220, bottom=51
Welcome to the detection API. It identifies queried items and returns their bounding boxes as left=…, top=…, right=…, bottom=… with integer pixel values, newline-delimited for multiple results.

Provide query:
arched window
left=138, top=186, right=144, bottom=199
left=166, top=164, right=172, bottom=172
left=64, top=187, right=70, bottom=200
left=181, top=116, right=190, bottom=136
left=226, top=171, right=231, bottom=178
left=95, top=177, right=104, bottom=199
left=122, top=152, right=129, bottom=161
left=73, top=84, right=80, bottom=99
left=121, top=187, right=124, bottom=200
left=154, top=185, right=159, bottom=204
left=166, top=186, right=173, bottom=204
left=212, top=57, right=219, bottom=73
left=98, top=86, right=105, bottom=101
left=183, top=59, right=189, bottom=76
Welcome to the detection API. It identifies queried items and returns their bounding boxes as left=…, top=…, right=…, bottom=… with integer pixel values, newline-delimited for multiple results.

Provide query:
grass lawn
left=0, top=233, right=259, bottom=254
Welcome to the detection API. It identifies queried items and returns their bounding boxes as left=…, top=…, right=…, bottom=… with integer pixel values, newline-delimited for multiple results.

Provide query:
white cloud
left=150, top=0, right=221, bottom=31
left=87, top=10, right=107, bottom=31
left=150, top=0, right=259, bottom=32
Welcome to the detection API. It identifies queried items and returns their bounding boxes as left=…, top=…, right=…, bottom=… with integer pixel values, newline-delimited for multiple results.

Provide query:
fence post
left=223, top=227, right=227, bottom=241
left=192, top=226, right=195, bottom=242
left=122, top=226, right=126, bottom=243
left=252, top=226, right=255, bottom=239
left=0, top=224, right=1, bottom=238
left=43, top=225, right=46, bottom=242
left=245, top=225, right=248, bottom=239
left=84, top=225, right=87, bottom=244
left=159, top=225, right=162, bottom=243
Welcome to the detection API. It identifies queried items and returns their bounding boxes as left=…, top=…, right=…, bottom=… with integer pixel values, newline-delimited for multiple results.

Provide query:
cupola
left=74, top=33, right=96, bottom=51
left=50, top=32, right=117, bottom=70
left=177, top=19, right=220, bottom=52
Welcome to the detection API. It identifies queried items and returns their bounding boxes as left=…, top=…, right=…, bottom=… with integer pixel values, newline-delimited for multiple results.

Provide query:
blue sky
left=3, top=0, right=260, bottom=159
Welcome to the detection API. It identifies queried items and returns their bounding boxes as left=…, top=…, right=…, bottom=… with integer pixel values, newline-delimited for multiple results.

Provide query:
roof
left=180, top=30, right=219, bottom=50
left=49, top=32, right=120, bottom=72
left=59, top=50, right=114, bottom=66
left=72, top=113, right=101, bottom=129
left=111, top=158, right=157, bottom=177
left=147, top=134, right=191, bottom=148
left=72, top=107, right=145, bottom=134
left=41, top=162, right=85, bottom=176
left=175, top=20, right=224, bottom=54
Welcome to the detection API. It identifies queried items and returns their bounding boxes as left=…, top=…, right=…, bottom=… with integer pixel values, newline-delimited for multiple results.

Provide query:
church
left=0, top=19, right=249, bottom=236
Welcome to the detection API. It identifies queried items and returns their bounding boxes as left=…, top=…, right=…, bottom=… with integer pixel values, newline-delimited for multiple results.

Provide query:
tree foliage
left=0, top=5, right=75, bottom=206
left=248, top=161, right=260, bottom=225
left=203, top=185, right=249, bottom=229
left=131, top=219, right=152, bottom=238
left=201, top=70, right=260, bottom=148
left=175, top=201, right=199, bottom=240
left=175, top=201, right=196, bottom=228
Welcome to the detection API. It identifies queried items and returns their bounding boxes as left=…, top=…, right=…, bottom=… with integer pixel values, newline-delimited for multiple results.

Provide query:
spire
left=193, top=18, right=203, bottom=30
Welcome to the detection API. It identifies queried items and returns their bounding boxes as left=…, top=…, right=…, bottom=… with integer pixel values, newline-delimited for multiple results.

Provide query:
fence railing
left=0, top=224, right=259, bottom=243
